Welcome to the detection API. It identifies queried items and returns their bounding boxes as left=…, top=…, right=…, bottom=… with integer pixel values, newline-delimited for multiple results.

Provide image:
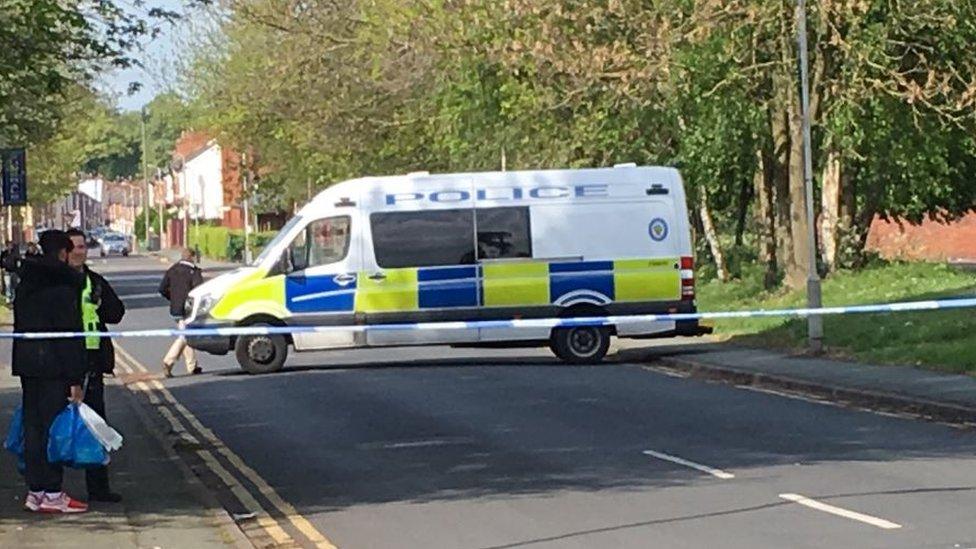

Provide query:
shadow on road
left=158, top=355, right=976, bottom=517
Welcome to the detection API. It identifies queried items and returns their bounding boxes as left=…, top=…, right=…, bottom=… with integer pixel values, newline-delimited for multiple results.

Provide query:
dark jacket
left=12, top=257, right=86, bottom=384
left=158, top=260, right=203, bottom=317
left=1, top=247, right=20, bottom=272
left=83, top=266, right=125, bottom=374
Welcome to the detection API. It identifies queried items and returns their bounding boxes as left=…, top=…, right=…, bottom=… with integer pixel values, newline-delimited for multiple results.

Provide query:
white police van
left=186, top=165, right=708, bottom=373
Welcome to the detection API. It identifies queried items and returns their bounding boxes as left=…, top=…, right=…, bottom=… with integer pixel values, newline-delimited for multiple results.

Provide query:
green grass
left=697, top=262, right=976, bottom=374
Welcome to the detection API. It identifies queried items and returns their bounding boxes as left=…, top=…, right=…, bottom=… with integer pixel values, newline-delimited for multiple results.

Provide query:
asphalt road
left=97, top=254, right=976, bottom=548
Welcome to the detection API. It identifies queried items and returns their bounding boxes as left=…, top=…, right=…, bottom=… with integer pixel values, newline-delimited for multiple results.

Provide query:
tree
left=0, top=0, right=178, bottom=147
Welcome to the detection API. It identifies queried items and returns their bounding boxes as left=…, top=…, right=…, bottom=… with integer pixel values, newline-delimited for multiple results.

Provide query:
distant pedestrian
left=158, top=248, right=203, bottom=377
left=25, top=241, right=40, bottom=257
left=66, top=229, right=125, bottom=502
left=12, top=230, right=88, bottom=513
left=1, top=241, right=21, bottom=301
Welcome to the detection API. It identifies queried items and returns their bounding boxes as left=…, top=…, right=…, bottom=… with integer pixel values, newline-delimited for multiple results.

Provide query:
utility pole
left=157, top=168, right=165, bottom=248
left=241, top=152, right=252, bottom=264
left=797, top=0, right=823, bottom=353
left=141, top=107, right=151, bottom=250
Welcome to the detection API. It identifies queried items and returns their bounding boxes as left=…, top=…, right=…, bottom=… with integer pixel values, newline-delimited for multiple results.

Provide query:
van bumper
left=185, top=322, right=233, bottom=355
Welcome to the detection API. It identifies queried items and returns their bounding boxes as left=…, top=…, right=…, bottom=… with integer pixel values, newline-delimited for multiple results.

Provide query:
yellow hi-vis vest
left=81, top=274, right=100, bottom=350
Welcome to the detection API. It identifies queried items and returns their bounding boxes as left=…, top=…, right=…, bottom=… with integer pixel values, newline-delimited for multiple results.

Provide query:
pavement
left=613, top=338, right=976, bottom=424
left=5, top=253, right=976, bottom=547
left=0, top=338, right=250, bottom=548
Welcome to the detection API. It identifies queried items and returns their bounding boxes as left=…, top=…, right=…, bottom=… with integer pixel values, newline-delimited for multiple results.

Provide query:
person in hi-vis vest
left=66, top=229, right=126, bottom=503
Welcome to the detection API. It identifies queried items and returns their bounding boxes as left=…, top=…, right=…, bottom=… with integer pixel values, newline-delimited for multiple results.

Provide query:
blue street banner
left=1, top=148, right=28, bottom=206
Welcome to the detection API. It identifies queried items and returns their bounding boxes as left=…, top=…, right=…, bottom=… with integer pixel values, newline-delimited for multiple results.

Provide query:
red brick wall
left=865, top=213, right=976, bottom=262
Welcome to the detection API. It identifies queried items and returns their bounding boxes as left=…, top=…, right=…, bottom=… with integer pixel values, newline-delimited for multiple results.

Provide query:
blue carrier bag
left=4, top=406, right=26, bottom=473
left=47, top=403, right=108, bottom=469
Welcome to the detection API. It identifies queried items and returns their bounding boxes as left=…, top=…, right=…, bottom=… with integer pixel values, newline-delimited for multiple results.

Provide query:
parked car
left=98, top=233, right=130, bottom=257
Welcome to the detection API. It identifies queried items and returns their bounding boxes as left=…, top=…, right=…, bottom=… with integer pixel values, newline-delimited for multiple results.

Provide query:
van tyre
left=550, top=326, right=611, bottom=364
left=235, top=326, right=288, bottom=374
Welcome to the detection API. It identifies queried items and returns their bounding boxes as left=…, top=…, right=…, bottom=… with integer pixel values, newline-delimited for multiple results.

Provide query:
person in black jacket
left=66, top=229, right=125, bottom=502
left=12, top=230, right=89, bottom=514
left=1, top=241, right=21, bottom=301
left=158, top=248, right=203, bottom=377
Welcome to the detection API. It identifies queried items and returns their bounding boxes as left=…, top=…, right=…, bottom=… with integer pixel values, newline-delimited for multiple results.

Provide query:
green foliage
left=698, top=262, right=976, bottom=372
left=176, top=0, right=976, bottom=285
left=188, top=224, right=275, bottom=261
left=1, top=0, right=174, bottom=147
left=188, top=225, right=231, bottom=260
left=133, top=207, right=173, bottom=242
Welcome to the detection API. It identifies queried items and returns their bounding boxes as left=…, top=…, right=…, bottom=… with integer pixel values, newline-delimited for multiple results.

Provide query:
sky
left=99, top=0, right=189, bottom=112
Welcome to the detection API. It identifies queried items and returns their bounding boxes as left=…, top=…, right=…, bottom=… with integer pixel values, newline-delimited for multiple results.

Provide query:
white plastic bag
left=77, top=402, right=124, bottom=451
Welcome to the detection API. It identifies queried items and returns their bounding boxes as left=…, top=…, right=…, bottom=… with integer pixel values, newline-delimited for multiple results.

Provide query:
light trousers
left=163, top=319, right=197, bottom=372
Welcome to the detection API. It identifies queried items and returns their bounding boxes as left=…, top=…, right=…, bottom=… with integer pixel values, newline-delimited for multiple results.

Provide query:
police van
left=186, top=165, right=708, bottom=373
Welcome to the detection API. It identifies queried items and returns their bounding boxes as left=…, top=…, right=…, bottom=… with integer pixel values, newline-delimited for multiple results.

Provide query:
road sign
left=1, top=148, right=28, bottom=205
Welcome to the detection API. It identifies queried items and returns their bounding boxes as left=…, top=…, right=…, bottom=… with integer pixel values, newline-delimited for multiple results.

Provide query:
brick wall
left=865, top=212, right=976, bottom=262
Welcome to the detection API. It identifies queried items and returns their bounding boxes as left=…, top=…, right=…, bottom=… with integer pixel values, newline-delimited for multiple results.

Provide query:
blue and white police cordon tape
left=2, top=296, right=975, bottom=340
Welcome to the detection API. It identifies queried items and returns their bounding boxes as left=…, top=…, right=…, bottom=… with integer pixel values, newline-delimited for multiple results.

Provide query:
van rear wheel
left=235, top=325, right=288, bottom=374
left=550, top=326, right=611, bottom=364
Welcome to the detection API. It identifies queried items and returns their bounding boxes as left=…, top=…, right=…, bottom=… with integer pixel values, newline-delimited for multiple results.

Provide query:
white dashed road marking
left=642, top=450, right=735, bottom=479
left=779, top=493, right=902, bottom=530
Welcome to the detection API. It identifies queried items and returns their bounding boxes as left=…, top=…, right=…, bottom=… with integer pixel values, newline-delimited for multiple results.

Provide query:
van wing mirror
left=289, top=246, right=308, bottom=272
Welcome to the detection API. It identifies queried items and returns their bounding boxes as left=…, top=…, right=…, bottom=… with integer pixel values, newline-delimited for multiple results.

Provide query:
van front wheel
left=550, top=326, right=611, bottom=364
left=235, top=326, right=288, bottom=374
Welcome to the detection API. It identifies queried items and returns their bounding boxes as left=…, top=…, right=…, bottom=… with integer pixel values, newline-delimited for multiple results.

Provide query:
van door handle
left=333, top=273, right=356, bottom=286
left=368, top=273, right=387, bottom=281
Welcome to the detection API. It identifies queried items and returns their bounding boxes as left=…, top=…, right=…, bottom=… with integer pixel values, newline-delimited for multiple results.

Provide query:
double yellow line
left=113, top=344, right=337, bottom=548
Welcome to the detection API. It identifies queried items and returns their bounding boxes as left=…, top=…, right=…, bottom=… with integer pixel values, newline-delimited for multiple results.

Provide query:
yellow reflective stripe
left=482, top=262, right=549, bottom=306
left=82, top=275, right=100, bottom=349
left=613, top=258, right=680, bottom=302
left=211, top=270, right=288, bottom=321
left=355, top=268, right=418, bottom=312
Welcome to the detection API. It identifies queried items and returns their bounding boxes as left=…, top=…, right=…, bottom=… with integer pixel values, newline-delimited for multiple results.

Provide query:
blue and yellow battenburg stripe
left=350, top=257, right=681, bottom=313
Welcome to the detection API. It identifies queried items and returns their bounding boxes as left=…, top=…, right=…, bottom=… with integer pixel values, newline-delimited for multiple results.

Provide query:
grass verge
left=697, top=261, right=976, bottom=374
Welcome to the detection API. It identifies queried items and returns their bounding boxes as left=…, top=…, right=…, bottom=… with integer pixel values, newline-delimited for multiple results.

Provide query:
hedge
left=188, top=225, right=277, bottom=262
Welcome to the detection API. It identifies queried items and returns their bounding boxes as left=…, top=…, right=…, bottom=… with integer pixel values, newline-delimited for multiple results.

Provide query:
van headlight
left=196, top=294, right=217, bottom=316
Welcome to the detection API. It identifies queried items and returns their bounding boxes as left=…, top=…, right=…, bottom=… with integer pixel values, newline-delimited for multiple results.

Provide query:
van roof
left=308, top=165, right=680, bottom=206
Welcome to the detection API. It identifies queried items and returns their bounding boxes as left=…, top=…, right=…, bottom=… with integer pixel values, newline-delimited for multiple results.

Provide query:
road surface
left=95, top=254, right=976, bottom=548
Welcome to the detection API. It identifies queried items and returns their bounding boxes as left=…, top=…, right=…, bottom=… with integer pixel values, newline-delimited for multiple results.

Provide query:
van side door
left=358, top=206, right=481, bottom=346
left=284, top=209, right=363, bottom=350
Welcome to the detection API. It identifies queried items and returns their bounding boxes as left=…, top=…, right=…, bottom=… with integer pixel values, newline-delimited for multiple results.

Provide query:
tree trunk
left=734, top=173, right=752, bottom=247
left=785, top=76, right=815, bottom=289
left=699, top=188, right=729, bottom=283
left=820, top=148, right=841, bottom=273
left=755, top=147, right=778, bottom=289
left=770, top=102, right=794, bottom=280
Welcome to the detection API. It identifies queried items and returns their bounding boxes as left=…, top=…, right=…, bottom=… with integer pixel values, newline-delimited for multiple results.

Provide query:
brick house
left=168, top=131, right=246, bottom=247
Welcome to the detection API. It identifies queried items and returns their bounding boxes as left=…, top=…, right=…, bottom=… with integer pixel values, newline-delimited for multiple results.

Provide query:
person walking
left=1, top=241, right=21, bottom=301
left=66, top=229, right=125, bottom=502
left=158, top=248, right=203, bottom=377
left=12, top=230, right=88, bottom=513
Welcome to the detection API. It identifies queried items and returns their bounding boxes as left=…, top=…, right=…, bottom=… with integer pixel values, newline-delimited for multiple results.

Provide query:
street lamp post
left=241, top=151, right=252, bottom=264
left=141, top=107, right=151, bottom=250
left=797, top=0, right=824, bottom=352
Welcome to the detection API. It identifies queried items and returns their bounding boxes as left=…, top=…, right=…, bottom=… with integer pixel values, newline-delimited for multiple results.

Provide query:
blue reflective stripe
left=418, top=266, right=479, bottom=308
left=285, top=274, right=356, bottom=313
left=549, top=261, right=613, bottom=273
left=549, top=261, right=614, bottom=305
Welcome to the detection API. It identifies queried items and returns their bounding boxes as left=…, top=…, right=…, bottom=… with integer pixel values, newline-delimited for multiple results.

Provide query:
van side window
left=371, top=210, right=474, bottom=268
left=475, top=207, right=532, bottom=260
left=308, top=216, right=351, bottom=267
left=288, top=216, right=351, bottom=271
